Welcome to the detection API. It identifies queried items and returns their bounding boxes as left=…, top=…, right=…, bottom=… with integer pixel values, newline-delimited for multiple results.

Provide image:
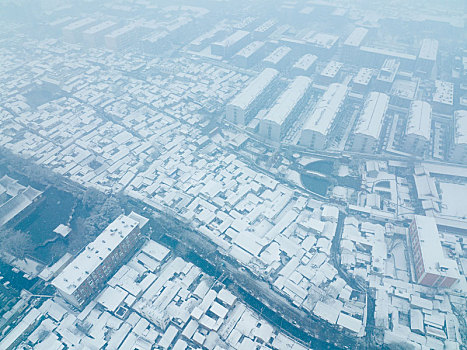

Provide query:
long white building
left=409, top=215, right=459, bottom=288
left=52, top=213, right=144, bottom=308
left=300, top=83, right=348, bottom=149
left=63, top=18, right=96, bottom=43
left=343, top=27, right=369, bottom=48
left=404, top=101, right=432, bottom=156
left=211, top=30, right=250, bottom=58
left=291, top=54, right=317, bottom=76
left=450, top=110, right=467, bottom=164
left=352, top=92, right=389, bottom=153
left=83, top=20, right=117, bottom=47
left=105, top=24, right=141, bottom=50
left=259, top=76, right=312, bottom=141
left=263, top=46, right=292, bottom=69
left=416, top=38, right=438, bottom=75
left=226, top=68, right=278, bottom=125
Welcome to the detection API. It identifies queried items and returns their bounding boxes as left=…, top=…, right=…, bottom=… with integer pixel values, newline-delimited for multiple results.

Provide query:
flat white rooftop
left=83, top=20, right=116, bottom=35
left=344, top=27, right=368, bottom=47
left=235, top=41, right=264, bottom=58
left=418, top=38, right=438, bottom=61
left=263, top=46, right=291, bottom=65
left=293, top=54, right=317, bottom=71
left=413, top=215, right=459, bottom=280
left=106, top=24, right=138, bottom=39
left=433, top=80, right=454, bottom=106
left=64, top=18, right=95, bottom=31
left=214, top=30, right=249, bottom=48
left=353, top=68, right=373, bottom=86
left=228, top=68, right=278, bottom=110
left=320, top=61, right=343, bottom=78
left=360, top=46, right=417, bottom=61
left=52, top=214, right=140, bottom=296
left=307, top=32, right=339, bottom=49
left=254, top=19, right=276, bottom=33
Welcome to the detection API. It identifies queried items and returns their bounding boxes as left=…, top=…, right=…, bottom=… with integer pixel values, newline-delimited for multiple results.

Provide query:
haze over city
left=0, top=1, right=466, bottom=349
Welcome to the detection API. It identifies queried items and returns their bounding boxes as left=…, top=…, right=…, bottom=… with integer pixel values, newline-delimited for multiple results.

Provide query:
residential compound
left=1, top=237, right=313, bottom=350
left=226, top=68, right=278, bottom=126
left=0, top=1, right=466, bottom=350
left=259, top=76, right=311, bottom=141
left=299, top=83, right=347, bottom=149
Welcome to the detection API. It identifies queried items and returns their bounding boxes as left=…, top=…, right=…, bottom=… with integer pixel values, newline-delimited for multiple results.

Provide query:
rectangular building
left=343, top=27, right=368, bottom=48
left=291, top=54, right=317, bottom=76
left=389, top=79, right=418, bottom=109
left=211, top=30, right=250, bottom=58
left=253, top=19, right=277, bottom=40
left=105, top=24, right=141, bottom=50
left=305, top=32, right=339, bottom=58
left=318, top=60, right=343, bottom=85
left=233, top=41, right=265, bottom=68
left=352, top=92, right=389, bottom=153
left=416, top=38, right=438, bottom=76
left=376, top=58, right=400, bottom=92
left=404, top=101, right=432, bottom=156
left=226, top=68, right=279, bottom=125
left=300, top=83, right=348, bottom=149
left=432, top=80, right=454, bottom=115
left=409, top=215, right=459, bottom=288
left=343, top=27, right=368, bottom=62
left=351, top=68, right=374, bottom=95
left=52, top=214, right=145, bottom=308
left=263, top=46, right=292, bottom=70
left=63, top=18, right=96, bottom=43
left=259, top=76, right=312, bottom=141
left=450, top=110, right=467, bottom=164
left=83, top=20, right=117, bottom=47
left=359, top=46, right=416, bottom=71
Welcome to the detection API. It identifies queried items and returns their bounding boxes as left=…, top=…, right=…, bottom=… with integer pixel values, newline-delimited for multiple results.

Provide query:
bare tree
left=0, top=227, right=34, bottom=262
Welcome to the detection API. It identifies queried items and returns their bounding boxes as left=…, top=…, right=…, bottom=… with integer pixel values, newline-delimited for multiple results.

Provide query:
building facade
left=226, top=68, right=278, bottom=126
left=409, top=215, right=459, bottom=288
left=450, top=110, right=467, bottom=164
left=52, top=214, right=145, bottom=308
left=404, top=101, right=432, bottom=156
left=259, top=76, right=311, bottom=141
left=351, top=92, right=389, bottom=153
left=299, top=83, right=348, bottom=149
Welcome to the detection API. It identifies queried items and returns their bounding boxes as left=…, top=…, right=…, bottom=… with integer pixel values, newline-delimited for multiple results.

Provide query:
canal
left=300, top=160, right=334, bottom=196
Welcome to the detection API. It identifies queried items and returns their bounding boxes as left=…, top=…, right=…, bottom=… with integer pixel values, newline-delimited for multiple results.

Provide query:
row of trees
left=67, top=188, right=124, bottom=253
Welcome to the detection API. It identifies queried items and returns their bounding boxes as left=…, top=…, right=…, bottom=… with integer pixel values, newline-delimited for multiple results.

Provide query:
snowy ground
left=439, top=182, right=467, bottom=219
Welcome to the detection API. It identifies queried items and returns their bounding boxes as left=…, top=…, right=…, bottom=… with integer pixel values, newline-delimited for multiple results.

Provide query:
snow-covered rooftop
left=263, top=76, right=311, bottom=126
left=228, top=68, right=278, bottom=110
left=406, top=100, right=432, bottom=140
left=354, top=92, right=389, bottom=139
left=302, top=83, right=347, bottom=136
left=52, top=214, right=140, bottom=296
